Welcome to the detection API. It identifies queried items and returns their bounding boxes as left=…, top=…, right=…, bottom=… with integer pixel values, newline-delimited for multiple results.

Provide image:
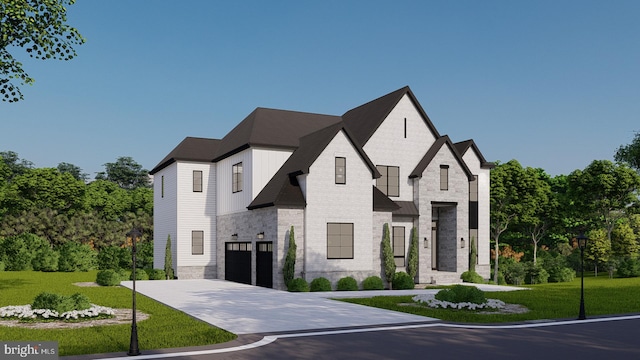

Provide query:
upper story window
left=376, top=165, right=399, bottom=197
left=470, top=175, right=478, bottom=201
left=440, top=165, right=449, bottom=191
left=161, top=175, right=164, bottom=198
left=335, top=157, right=346, bottom=184
left=232, top=162, right=243, bottom=193
left=193, top=170, right=203, bottom=192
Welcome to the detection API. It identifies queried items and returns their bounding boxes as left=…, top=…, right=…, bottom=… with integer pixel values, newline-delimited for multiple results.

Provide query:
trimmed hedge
left=435, top=285, right=486, bottom=305
left=288, top=278, right=309, bottom=292
left=392, top=271, right=415, bottom=290
left=460, top=271, right=484, bottom=284
left=147, top=269, right=167, bottom=280
left=336, top=276, right=358, bottom=291
left=309, top=277, right=332, bottom=292
left=362, top=276, right=384, bottom=290
left=130, top=268, right=149, bottom=280
left=32, top=292, right=92, bottom=313
left=96, top=269, right=121, bottom=286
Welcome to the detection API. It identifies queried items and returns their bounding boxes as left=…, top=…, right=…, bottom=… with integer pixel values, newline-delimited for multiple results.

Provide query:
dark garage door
left=256, top=242, right=273, bottom=288
left=225, top=242, right=251, bottom=285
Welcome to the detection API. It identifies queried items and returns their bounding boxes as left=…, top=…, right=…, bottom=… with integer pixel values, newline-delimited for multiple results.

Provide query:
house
left=150, top=86, right=494, bottom=289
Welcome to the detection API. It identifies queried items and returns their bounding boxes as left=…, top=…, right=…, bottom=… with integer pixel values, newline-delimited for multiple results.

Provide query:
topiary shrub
left=392, top=271, right=415, bottom=290
left=129, top=268, right=149, bottom=280
left=435, top=285, right=486, bottom=305
left=617, top=257, right=640, bottom=278
left=362, top=276, right=384, bottom=290
left=287, top=278, right=309, bottom=292
left=96, top=269, right=122, bottom=286
left=309, top=277, right=332, bottom=292
left=460, top=270, right=484, bottom=284
left=336, top=276, right=358, bottom=291
left=146, top=269, right=167, bottom=280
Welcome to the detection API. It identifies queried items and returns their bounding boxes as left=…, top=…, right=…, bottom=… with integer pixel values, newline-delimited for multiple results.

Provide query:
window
left=161, top=176, right=164, bottom=198
left=469, top=175, right=478, bottom=201
left=376, top=165, right=399, bottom=197
left=404, top=118, right=407, bottom=139
left=232, top=162, right=243, bottom=193
left=193, top=170, right=203, bottom=192
left=192, top=231, right=204, bottom=255
left=327, top=223, right=353, bottom=259
left=393, top=226, right=405, bottom=267
left=440, top=165, right=449, bottom=191
left=335, top=157, right=346, bottom=184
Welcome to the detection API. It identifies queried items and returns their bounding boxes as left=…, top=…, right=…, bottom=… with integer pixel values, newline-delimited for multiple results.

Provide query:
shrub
left=96, top=269, right=122, bottom=286
left=382, top=223, right=395, bottom=288
left=32, top=247, right=60, bottom=272
left=542, top=254, right=575, bottom=283
left=617, top=257, right=640, bottom=278
left=147, top=269, right=167, bottom=280
left=130, top=268, right=149, bottom=280
left=435, top=285, right=486, bottom=305
left=362, top=276, right=384, bottom=290
left=287, top=278, right=309, bottom=292
left=57, top=242, right=97, bottom=272
left=97, top=245, right=131, bottom=270
left=164, top=235, right=174, bottom=280
left=501, top=261, right=526, bottom=285
left=0, top=261, right=5, bottom=271
left=525, top=262, right=549, bottom=284
left=136, top=240, right=154, bottom=270
left=460, top=271, right=484, bottom=284
left=70, top=293, right=92, bottom=310
left=392, top=272, right=415, bottom=290
left=309, top=277, right=332, bottom=292
left=283, top=226, right=297, bottom=288
left=1, top=234, right=37, bottom=271
left=406, top=227, right=419, bottom=279
left=32, top=292, right=91, bottom=313
left=337, top=276, right=358, bottom=291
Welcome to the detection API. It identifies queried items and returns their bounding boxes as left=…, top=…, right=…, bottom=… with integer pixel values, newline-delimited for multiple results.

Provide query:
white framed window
left=193, top=170, right=203, bottom=192
left=232, top=162, right=243, bottom=193
left=440, top=165, right=449, bottom=191
left=192, top=230, right=204, bottom=255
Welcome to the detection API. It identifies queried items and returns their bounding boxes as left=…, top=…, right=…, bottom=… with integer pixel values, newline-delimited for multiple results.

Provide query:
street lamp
left=127, top=227, right=142, bottom=356
left=577, top=232, right=588, bottom=320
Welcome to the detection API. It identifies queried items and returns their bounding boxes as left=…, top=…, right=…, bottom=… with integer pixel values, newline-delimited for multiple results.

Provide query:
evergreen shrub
left=309, top=277, right=332, bottom=292
left=337, top=276, right=358, bottom=291
left=526, top=262, right=549, bottom=284
left=287, top=278, right=309, bottom=292
left=435, top=285, right=486, bottom=305
left=617, top=257, right=640, bottom=278
left=460, top=271, right=484, bottom=284
left=392, top=271, right=415, bottom=290
left=32, top=292, right=91, bottom=313
left=57, top=242, right=96, bottom=272
left=129, top=268, right=149, bottom=280
left=96, top=269, right=121, bottom=286
left=362, top=276, right=384, bottom=290
left=147, top=269, right=167, bottom=280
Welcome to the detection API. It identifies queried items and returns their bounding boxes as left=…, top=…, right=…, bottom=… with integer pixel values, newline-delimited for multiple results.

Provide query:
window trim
left=440, top=165, right=449, bottom=191
left=232, top=162, right=243, bottom=193
left=393, top=226, right=405, bottom=267
left=335, top=157, right=346, bottom=184
left=376, top=165, right=400, bottom=197
left=326, top=222, right=354, bottom=259
left=193, top=170, right=203, bottom=192
left=192, top=230, right=204, bottom=255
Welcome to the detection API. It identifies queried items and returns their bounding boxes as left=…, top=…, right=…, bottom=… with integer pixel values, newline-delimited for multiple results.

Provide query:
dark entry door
left=225, top=242, right=251, bottom=285
left=256, top=242, right=273, bottom=288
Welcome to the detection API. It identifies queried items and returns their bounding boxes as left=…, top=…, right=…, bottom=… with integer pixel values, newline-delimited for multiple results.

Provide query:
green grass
left=340, top=275, right=640, bottom=323
left=0, top=271, right=236, bottom=356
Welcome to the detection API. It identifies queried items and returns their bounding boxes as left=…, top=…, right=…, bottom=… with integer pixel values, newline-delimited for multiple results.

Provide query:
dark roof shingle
left=149, top=137, right=221, bottom=174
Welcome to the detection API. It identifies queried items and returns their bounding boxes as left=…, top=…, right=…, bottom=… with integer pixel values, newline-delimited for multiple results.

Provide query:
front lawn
left=340, top=275, right=640, bottom=323
left=0, top=271, right=236, bottom=356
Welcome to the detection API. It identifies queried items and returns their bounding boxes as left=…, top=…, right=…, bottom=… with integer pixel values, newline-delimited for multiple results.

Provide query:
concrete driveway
left=121, top=279, right=438, bottom=334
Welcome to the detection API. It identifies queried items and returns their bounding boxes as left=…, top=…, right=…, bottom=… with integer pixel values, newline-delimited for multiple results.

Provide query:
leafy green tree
left=615, top=132, right=640, bottom=172
left=283, top=226, right=296, bottom=288
left=95, top=156, right=150, bottom=189
left=585, top=228, right=611, bottom=276
left=0, top=151, right=33, bottom=179
left=5, top=168, right=85, bottom=214
left=57, top=162, right=88, bottom=182
left=164, top=235, right=174, bottom=279
left=1, top=0, right=84, bottom=102
left=611, top=221, right=639, bottom=258
left=57, top=241, right=96, bottom=272
left=382, top=223, right=395, bottom=289
left=83, top=179, right=132, bottom=220
left=406, top=227, right=418, bottom=279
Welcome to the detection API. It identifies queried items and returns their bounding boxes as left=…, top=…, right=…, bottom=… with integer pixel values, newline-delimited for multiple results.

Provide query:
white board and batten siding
left=462, top=148, right=491, bottom=270
left=153, top=163, right=178, bottom=270
left=302, top=130, right=374, bottom=274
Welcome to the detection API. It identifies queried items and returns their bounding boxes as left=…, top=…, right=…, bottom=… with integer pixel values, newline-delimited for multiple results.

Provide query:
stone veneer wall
left=177, top=266, right=216, bottom=279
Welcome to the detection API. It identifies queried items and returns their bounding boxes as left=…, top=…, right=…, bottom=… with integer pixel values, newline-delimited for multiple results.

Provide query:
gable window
left=404, top=118, right=407, bottom=139
left=192, top=230, right=204, bottom=255
left=335, top=157, right=346, bottom=184
left=440, top=165, right=449, bottom=191
left=193, top=170, right=203, bottom=192
left=376, top=165, right=399, bottom=197
left=232, top=162, right=243, bottom=193
left=327, top=223, right=353, bottom=259
left=161, top=175, right=164, bottom=198
left=393, top=226, right=405, bottom=267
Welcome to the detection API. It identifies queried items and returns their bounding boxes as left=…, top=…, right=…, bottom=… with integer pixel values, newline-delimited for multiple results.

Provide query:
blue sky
left=2, top=0, right=639, bottom=178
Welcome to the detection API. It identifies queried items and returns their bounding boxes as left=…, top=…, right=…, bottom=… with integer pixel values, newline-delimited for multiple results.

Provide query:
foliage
left=31, top=292, right=91, bottom=314
left=336, top=276, right=358, bottom=291
left=541, top=254, right=575, bottom=283
left=362, top=276, right=384, bottom=290
left=4, top=168, right=86, bottom=214
left=32, top=245, right=60, bottom=272
left=146, top=269, right=167, bottom=280
left=95, top=156, right=150, bottom=189
left=1, top=0, right=84, bottom=102
left=164, top=235, right=174, bottom=279
left=469, top=235, right=477, bottom=272
left=57, top=242, right=96, bottom=272
left=309, top=277, right=332, bottom=292
left=381, top=223, right=395, bottom=288
left=95, top=269, right=121, bottom=286
left=615, top=132, right=640, bottom=172
left=434, top=285, right=486, bottom=305
left=500, top=259, right=526, bottom=285
left=611, top=221, right=640, bottom=257
left=525, top=262, right=549, bottom=284
left=585, top=228, right=611, bottom=275
left=57, top=162, right=88, bottom=182
left=616, top=257, right=640, bottom=278
left=0, top=233, right=49, bottom=271
left=283, top=226, right=296, bottom=288
left=406, top=227, right=419, bottom=279
left=460, top=271, right=485, bottom=284
left=97, top=245, right=130, bottom=270
left=287, top=277, right=309, bottom=292
left=136, top=239, right=154, bottom=269
left=129, top=268, right=149, bottom=280
left=392, top=271, right=415, bottom=290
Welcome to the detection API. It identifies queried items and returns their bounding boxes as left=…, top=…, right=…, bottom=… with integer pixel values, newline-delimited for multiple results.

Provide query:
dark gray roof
left=373, top=186, right=400, bottom=212
left=149, top=137, right=221, bottom=175
left=454, top=139, right=495, bottom=169
left=342, top=86, right=440, bottom=146
left=410, top=135, right=475, bottom=180
left=393, top=201, right=420, bottom=217
left=248, top=122, right=379, bottom=210
left=212, top=107, right=342, bottom=162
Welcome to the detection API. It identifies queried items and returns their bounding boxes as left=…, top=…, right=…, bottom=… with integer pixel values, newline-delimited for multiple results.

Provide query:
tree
left=517, top=168, right=556, bottom=264
left=381, top=223, right=395, bottom=289
left=283, top=226, right=296, bottom=288
left=615, top=132, right=640, bottom=172
left=5, top=167, right=85, bottom=214
left=1, top=0, right=84, bottom=102
left=406, top=227, right=419, bottom=280
left=0, top=151, right=33, bottom=179
left=611, top=221, right=639, bottom=258
left=469, top=235, right=477, bottom=273
left=57, top=162, right=88, bottom=182
left=585, top=228, right=611, bottom=276
left=164, top=235, right=174, bottom=279
left=96, top=156, right=150, bottom=189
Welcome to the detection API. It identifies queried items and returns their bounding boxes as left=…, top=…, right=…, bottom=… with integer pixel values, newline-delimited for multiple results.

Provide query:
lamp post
left=577, top=233, right=588, bottom=320
left=127, top=228, right=142, bottom=356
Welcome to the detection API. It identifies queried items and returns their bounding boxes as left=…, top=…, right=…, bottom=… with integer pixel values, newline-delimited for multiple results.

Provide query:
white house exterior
left=151, top=87, right=494, bottom=289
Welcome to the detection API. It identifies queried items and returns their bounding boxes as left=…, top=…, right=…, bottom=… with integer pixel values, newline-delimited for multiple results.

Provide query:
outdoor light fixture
left=127, top=227, right=142, bottom=356
left=424, top=237, right=428, bottom=248
left=577, top=232, right=588, bottom=320
left=231, top=233, right=238, bottom=241
left=460, top=237, right=465, bottom=249
left=257, top=232, right=264, bottom=240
